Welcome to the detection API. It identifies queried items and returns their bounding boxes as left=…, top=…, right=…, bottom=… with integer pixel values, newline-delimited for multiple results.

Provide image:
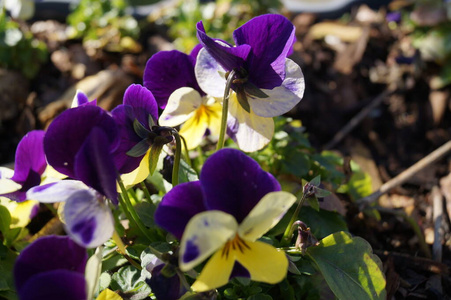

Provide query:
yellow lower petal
left=235, top=240, right=288, bottom=284
left=191, top=249, right=235, bottom=292
left=97, top=288, right=123, bottom=300
left=10, top=200, right=39, bottom=228
left=180, top=109, right=209, bottom=150
left=119, top=151, right=150, bottom=190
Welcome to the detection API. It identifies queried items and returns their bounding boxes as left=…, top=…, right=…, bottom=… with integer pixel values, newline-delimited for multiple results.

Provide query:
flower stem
left=171, top=129, right=182, bottom=187
left=117, top=176, right=164, bottom=259
left=179, top=134, right=192, bottom=167
left=140, top=182, right=152, bottom=204
left=112, top=230, right=142, bottom=270
left=281, top=193, right=307, bottom=246
left=216, top=69, right=236, bottom=151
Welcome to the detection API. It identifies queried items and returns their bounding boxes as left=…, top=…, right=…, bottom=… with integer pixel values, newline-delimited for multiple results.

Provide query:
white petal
left=159, top=87, right=201, bottom=127
left=248, top=58, right=305, bottom=118
left=27, top=180, right=89, bottom=203
left=228, top=93, right=274, bottom=152
left=238, top=191, right=296, bottom=241
left=179, top=210, right=238, bottom=272
left=194, top=48, right=227, bottom=98
left=0, top=178, right=21, bottom=194
left=64, top=189, right=114, bottom=248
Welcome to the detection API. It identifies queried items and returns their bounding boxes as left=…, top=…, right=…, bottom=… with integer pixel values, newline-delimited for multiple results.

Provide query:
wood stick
left=357, top=140, right=451, bottom=208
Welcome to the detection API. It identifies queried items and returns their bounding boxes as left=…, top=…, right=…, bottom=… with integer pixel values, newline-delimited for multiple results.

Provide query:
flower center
left=221, top=234, right=250, bottom=259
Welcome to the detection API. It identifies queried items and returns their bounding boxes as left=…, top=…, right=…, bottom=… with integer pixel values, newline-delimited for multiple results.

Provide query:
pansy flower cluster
left=1, top=13, right=386, bottom=300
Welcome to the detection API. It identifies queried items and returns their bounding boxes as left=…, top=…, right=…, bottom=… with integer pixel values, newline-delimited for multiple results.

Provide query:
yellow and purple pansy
left=154, top=148, right=296, bottom=291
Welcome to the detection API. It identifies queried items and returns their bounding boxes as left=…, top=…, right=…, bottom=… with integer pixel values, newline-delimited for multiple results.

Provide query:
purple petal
left=229, top=261, right=250, bottom=279
left=147, top=264, right=187, bottom=300
left=1, top=170, right=41, bottom=202
left=123, top=84, right=159, bottom=124
left=155, top=181, right=207, bottom=239
left=111, top=105, right=145, bottom=173
left=14, top=235, right=87, bottom=292
left=74, top=127, right=118, bottom=203
left=64, top=189, right=115, bottom=248
left=44, top=105, right=119, bottom=179
left=190, top=44, right=203, bottom=60
left=11, top=130, right=46, bottom=184
left=144, top=51, right=204, bottom=109
left=18, top=270, right=87, bottom=300
left=196, top=21, right=251, bottom=72
left=200, top=148, right=280, bottom=223
left=233, top=14, right=295, bottom=89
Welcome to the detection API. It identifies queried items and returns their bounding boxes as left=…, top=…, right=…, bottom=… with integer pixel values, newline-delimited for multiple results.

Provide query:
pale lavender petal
left=64, top=189, right=115, bottom=248
left=144, top=51, right=203, bottom=109
left=27, top=180, right=88, bottom=203
left=233, top=14, right=295, bottom=89
left=200, top=148, right=280, bottom=223
left=196, top=21, right=251, bottom=72
left=194, top=48, right=227, bottom=98
left=14, top=235, right=87, bottom=292
left=154, top=181, right=207, bottom=239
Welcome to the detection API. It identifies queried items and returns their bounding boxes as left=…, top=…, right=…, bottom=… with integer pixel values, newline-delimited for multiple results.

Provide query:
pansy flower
left=144, top=48, right=222, bottom=150
left=27, top=104, right=119, bottom=247
left=195, top=14, right=305, bottom=151
left=14, top=235, right=88, bottom=300
left=111, top=84, right=172, bottom=187
left=154, top=149, right=296, bottom=291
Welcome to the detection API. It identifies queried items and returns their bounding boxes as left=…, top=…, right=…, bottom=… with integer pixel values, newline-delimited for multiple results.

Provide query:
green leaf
left=0, top=247, right=18, bottom=299
left=347, top=169, right=372, bottom=201
left=178, top=159, right=198, bottom=184
left=133, top=119, right=149, bottom=139
left=299, top=207, right=348, bottom=240
left=307, top=231, right=386, bottom=300
left=126, top=139, right=149, bottom=157
left=281, top=149, right=310, bottom=178
left=111, top=265, right=151, bottom=298
left=0, top=205, right=11, bottom=235
left=148, top=143, right=164, bottom=175
left=134, top=202, right=156, bottom=228
left=306, top=197, right=320, bottom=212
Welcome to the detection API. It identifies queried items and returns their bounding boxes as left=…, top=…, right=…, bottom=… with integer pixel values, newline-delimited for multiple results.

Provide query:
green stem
left=45, top=203, right=58, bottom=215
left=117, top=176, right=164, bottom=259
left=216, top=69, right=236, bottom=151
left=113, top=230, right=142, bottom=270
left=281, top=193, right=307, bottom=247
left=179, top=134, right=192, bottom=167
left=140, top=182, right=152, bottom=204
left=171, top=129, right=182, bottom=187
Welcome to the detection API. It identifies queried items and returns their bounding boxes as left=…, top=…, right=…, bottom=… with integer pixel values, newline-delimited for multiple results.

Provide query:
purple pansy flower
left=27, top=104, right=119, bottom=247
left=154, top=149, right=296, bottom=291
left=144, top=47, right=222, bottom=150
left=144, top=46, right=204, bottom=109
left=194, top=14, right=305, bottom=151
left=0, top=130, right=46, bottom=202
left=14, top=235, right=88, bottom=300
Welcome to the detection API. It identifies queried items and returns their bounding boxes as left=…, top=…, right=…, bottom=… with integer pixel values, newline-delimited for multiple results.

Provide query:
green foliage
left=110, top=265, right=151, bottom=299
left=162, top=0, right=281, bottom=52
left=67, top=0, right=141, bottom=53
left=307, top=231, right=386, bottom=300
left=0, top=9, right=47, bottom=78
left=0, top=247, right=18, bottom=300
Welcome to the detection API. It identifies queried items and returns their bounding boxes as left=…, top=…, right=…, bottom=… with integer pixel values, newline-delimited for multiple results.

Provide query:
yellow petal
left=179, top=210, right=237, bottom=272
left=97, top=288, right=123, bottom=300
left=159, top=87, right=201, bottom=127
left=235, top=240, right=288, bottom=284
left=238, top=191, right=296, bottom=241
left=179, top=101, right=223, bottom=150
left=191, top=248, right=235, bottom=292
left=10, top=200, right=39, bottom=228
left=41, top=164, right=67, bottom=184
left=119, top=151, right=150, bottom=190
left=228, top=93, right=274, bottom=152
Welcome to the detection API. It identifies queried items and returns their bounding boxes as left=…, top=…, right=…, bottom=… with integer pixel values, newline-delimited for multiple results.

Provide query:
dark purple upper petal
left=154, top=181, right=207, bottom=239
left=200, top=148, right=280, bottom=223
left=74, top=127, right=118, bottom=203
left=11, top=130, right=46, bottom=184
left=111, top=105, right=143, bottom=173
left=123, top=84, right=159, bottom=125
left=147, top=264, right=187, bottom=300
left=196, top=21, right=251, bottom=72
left=144, top=50, right=204, bottom=109
left=233, top=14, right=295, bottom=89
left=44, top=105, right=119, bottom=179
left=18, top=270, right=87, bottom=300
left=14, top=235, right=87, bottom=292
